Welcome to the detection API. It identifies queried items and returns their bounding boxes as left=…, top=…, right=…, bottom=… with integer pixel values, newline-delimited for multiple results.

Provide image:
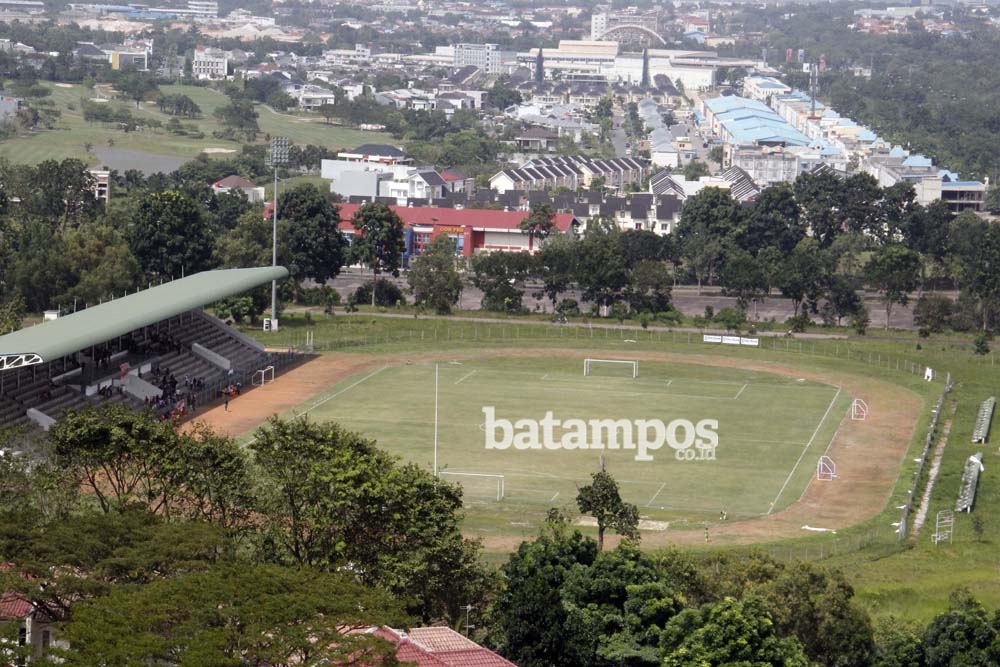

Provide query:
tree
left=535, top=48, right=544, bottom=82
left=470, top=251, right=535, bottom=312
left=865, top=245, right=922, bottom=328
left=317, top=102, right=337, bottom=124
left=213, top=99, right=259, bottom=141
left=676, top=188, right=740, bottom=294
left=682, top=158, right=710, bottom=181
left=661, top=597, right=809, bottom=667
left=54, top=224, right=142, bottom=308
left=127, top=190, right=215, bottom=279
left=740, top=183, right=805, bottom=256
left=720, top=249, right=767, bottom=317
left=351, top=202, right=406, bottom=307
left=536, top=233, right=578, bottom=308
left=60, top=564, right=406, bottom=667
left=488, top=78, right=522, bottom=110
left=576, top=470, right=640, bottom=551
left=488, top=515, right=598, bottom=667
left=408, top=234, right=462, bottom=314
left=250, top=417, right=491, bottom=623
left=279, top=184, right=349, bottom=302
left=872, top=617, right=925, bottom=667
left=922, top=590, right=1000, bottom=667
left=519, top=201, right=557, bottom=248
left=114, top=67, right=158, bottom=107
left=575, top=228, right=629, bottom=314
left=0, top=292, right=25, bottom=334
left=762, top=563, right=875, bottom=667
left=776, top=238, right=829, bottom=318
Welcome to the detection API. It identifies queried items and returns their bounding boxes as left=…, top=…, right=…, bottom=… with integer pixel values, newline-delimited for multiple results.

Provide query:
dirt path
left=188, top=349, right=924, bottom=550
left=912, top=413, right=952, bottom=538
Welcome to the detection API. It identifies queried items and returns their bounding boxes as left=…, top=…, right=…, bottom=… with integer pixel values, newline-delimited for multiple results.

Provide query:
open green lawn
left=0, top=83, right=391, bottom=166
left=244, top=313, right=1000, bottom=622
left=272, top=353, right=846, bottom=533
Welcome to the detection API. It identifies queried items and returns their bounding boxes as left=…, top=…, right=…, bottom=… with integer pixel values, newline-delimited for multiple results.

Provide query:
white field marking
left=301, top=366, right=389, bottom=416
left=647, top=482, right=666, bottom=507
left=769, top=387, right=842, bottom=513
left=454, top=370, right=476, bottom=385
left=541, top=373, right=548, bottom=380
left=550, top=492, right=560, bottom=501
left=734, top=384, right=748, bottom=400
left=664, top=379, right=673, bottom=386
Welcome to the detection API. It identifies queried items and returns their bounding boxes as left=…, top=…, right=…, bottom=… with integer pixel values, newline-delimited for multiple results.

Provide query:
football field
left=293, top=355, right=851, bottom=525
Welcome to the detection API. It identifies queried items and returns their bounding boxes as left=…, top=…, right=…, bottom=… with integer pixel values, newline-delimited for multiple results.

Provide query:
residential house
left=361, top=626, right=519, bottom=667
left=212, top=174, right=265, bottom=203
left=516, top=127, right=560, bottom=152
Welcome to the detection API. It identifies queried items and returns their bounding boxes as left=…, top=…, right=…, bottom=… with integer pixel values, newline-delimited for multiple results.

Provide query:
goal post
left=584, top=358, right=639, bottom=379
left=851, top=398, right=868, bottom=421
left=252, top=365, right=275, bottom=386
left=817, top=455, right=836, bottom=481
left=439, top=471, right=505, bottom=501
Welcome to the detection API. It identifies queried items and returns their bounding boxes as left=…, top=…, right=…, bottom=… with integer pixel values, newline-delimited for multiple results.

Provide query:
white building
left=192, top=47, right=228, bottom=79
left=453, top=43, right=508, bottom=76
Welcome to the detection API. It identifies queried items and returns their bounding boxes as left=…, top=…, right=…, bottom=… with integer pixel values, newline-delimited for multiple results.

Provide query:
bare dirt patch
left=202, top=147, right=237, bottom=154
left=190, top=348, right=923, bottom=550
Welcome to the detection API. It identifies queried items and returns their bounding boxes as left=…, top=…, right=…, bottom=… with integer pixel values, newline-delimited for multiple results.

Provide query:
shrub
left=354, top=279, right=406, bottom=307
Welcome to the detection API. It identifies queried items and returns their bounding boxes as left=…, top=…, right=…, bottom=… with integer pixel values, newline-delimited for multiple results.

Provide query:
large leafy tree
left=249, top=417, right=492, bottom=623
left=739, top=183, right=804, bottom=256
left=864, top=244, right=922, bottom=328
left=488, top=516, right=599, bottom=667
left=519, top=201, right=557, bottom=248
left=761, top=563, right=874, bottom=667
left=576, top=470, right=640, bottom=552
left=535, top=233, right=578, bottom=309
left=661, top=596, right=809, bottom=667
left=470, top=251, right=536, bottom=312
left=676, top=187, right=740, bottom=293
left=407, top=233, right=462, bottom=314
left=574, top=228, right=629, bottom=313
left=922, top=590, right=1000, bottom=667
left=114, top=66, right=158, bottom=108
left=127, top=190, right=216, bottom=279
left=59, top=564, right=406, bottom=667
left=278, top=183, right=348, bottom=301
left=351, top=202, right=406, bottom=307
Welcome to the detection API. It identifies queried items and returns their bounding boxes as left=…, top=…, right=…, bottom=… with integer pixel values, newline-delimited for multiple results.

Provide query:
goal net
left=851, top=398, right=868, bottom=421
left=817, top=455, right=836, bottom=481
left=439, top=471, right=505, bottom=502
left=584, top=358, right=638, bottom=379
left=252, top=366, right=275, bottom=386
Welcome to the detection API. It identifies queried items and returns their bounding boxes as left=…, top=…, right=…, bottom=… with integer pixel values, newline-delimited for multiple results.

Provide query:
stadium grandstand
left=0, top=266, right=295, bottom=431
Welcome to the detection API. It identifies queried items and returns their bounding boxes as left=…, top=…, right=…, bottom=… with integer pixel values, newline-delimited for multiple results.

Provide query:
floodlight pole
left=433, top=364, right=439, bottom=477
left=268, top=137, right=289, bottom=329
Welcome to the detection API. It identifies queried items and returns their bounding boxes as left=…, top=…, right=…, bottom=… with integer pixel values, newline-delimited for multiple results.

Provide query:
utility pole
left=461, top=604, right=475, bottom=637
left=266, top=136, right=289, bottom=330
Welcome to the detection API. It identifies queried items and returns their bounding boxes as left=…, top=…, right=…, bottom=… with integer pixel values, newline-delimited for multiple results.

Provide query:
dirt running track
left=185, top=350, right=923, bottom=551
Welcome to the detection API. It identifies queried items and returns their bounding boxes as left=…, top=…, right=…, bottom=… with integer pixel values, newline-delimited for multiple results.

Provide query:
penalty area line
left=768, top=387, right=842, bottom=514
left=454, top=370, right=476, bottom=385
left=646, top=482, right=666, bottom=507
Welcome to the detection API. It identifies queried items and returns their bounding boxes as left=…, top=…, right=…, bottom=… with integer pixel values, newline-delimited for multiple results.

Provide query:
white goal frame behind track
left=817, top=455, right=837, bottom=481
left=252, top=365, right=275, bottom=386
left=851, top=398, right=868, bottom=421
left=438, top=471, right=505, bottom=501
left=584, top=358, right=639, bottom=379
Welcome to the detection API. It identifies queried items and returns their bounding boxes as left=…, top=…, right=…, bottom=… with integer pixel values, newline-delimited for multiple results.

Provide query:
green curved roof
left=0, top=266, right=288, bottom=369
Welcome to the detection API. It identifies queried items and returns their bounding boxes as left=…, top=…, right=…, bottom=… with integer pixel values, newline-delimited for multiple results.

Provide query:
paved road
left=318, top=269, right=919, bottom=331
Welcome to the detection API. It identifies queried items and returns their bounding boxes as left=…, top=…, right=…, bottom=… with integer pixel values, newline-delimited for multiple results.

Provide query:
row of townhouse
left=489, top=155, right=647, bottom=194
left=737, top=75, right=986, bottom=212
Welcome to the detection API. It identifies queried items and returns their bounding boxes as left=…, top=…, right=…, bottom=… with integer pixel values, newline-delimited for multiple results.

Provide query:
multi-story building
left=192, top=46, right=228, bottom=79
left=452, top=43, right=512, bottom=76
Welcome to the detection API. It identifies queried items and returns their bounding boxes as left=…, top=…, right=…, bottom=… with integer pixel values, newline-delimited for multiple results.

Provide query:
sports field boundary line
left=768, top=387, right=842, bottom=514
left=734, top=384, right=748, bottom=399
left=454, top=370, right=476, bottom=385
left=299, top=365, right=389, bottom=416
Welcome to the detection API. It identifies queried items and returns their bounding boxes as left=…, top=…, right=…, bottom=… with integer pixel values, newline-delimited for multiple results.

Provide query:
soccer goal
left=584, top=358, right=639, bottom=379
left=851, top=398, right=869, bottom=421
left=439, top=471, right=505, bottom=502
left=252, top=365, right=275, bottom=386
left=817, top=455, right=837, bottom=481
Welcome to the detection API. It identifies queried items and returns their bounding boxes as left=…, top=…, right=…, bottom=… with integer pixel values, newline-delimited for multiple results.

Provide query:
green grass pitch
left=287, top=356, right=851, bottom=530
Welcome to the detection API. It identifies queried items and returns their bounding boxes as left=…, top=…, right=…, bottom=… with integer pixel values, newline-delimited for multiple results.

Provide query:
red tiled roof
left=440, top=171, right=465, bottom=182
left=0, top=593, right=32, bottom=621
left=408, top=627, right=480, bottom=651
left=361, top=627, right=518, bottom=667
left=214, top=175, right=257, bottom=189
left=334, top=204, right=576, bottom=233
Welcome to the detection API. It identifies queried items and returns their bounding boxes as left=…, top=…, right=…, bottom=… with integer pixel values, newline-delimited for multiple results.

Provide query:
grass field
left=0, top=83, right=391, bottom=166
left=280, top=354, right=848, bottom=529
